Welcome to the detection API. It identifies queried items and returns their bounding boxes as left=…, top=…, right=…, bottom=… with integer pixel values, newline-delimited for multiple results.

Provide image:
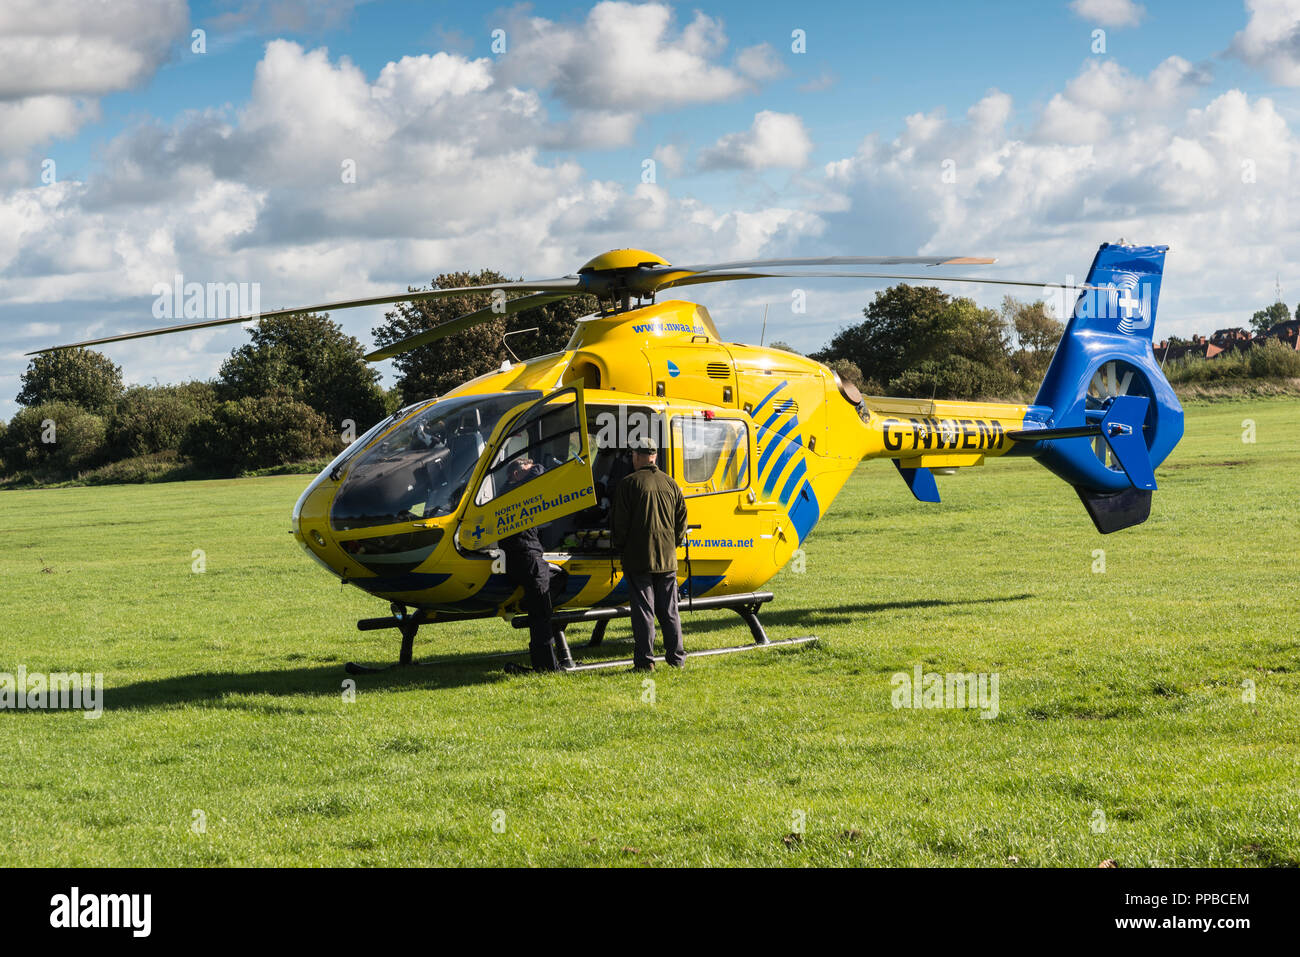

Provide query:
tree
left=217, top=313, right=388, bottom=434
left=1002, top=296, right=1064, bottom=353
left=812, top=285, right=959, bottom=388
left=826, top=358, right=864, bottom=388
left=371, top=270, right=600, bottom=404
left=17, top=348, right=123, bottom=413
left=768, top=340, right=801, bottom=354
left=813, top=284, right=1021, bottom=399
left=106, top=382, right=217, bottom=459
left=2, top=401, right=107, bottom=475
left=1251, top=301, right=1290, bottom=336
left=889, top=356, right=1020, bottom=401
left=1001, top=296, right=1065, bottom=386
left=181, top=393, right=338, bottom=476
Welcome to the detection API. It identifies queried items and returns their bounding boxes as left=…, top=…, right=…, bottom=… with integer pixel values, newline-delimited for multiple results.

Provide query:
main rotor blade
left=364, top=291, right=580, bottom=362
left=26, top=278, right=584, bottom=355
left=668, top=255, right=996, bottom=273
left=657, top=269, right=1101, bottom=291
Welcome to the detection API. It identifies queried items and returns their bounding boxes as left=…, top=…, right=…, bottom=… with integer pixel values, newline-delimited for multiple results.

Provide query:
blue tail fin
left=1018, top=242, right=1184, bottom=532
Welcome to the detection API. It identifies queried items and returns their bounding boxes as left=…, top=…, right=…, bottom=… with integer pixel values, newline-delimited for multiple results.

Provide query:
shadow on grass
left=98, top=654, right=525, bottom=711
left=79, top=593, right=1033, bottom=711
left=675, top=593, right=1037, bottom=637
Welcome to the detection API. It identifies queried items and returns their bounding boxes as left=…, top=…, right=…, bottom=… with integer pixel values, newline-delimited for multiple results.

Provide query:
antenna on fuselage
left=759, top=303, right=769, bottom=346
left=502, top=326, right=539, bottom=363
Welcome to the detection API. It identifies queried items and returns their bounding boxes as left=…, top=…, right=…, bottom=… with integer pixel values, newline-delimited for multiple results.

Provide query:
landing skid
left=345, top=603, right=426, bottom=674
left=567, top=635, right=817, bottom=672
left=544, top=591, right=777, bottom=649
left=346, top=592, right=785, bottom=674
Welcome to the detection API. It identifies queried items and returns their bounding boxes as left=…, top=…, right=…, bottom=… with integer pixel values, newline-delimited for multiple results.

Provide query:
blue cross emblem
left=472, top=523, right=486, bottom=543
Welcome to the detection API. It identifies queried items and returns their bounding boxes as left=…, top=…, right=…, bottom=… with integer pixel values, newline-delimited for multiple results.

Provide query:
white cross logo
left=1116, top=290, right=1139, bottom=316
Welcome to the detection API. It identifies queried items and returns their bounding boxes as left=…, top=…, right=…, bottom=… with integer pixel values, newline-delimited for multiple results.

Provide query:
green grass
left=1, top=398, right=1297, bottom=867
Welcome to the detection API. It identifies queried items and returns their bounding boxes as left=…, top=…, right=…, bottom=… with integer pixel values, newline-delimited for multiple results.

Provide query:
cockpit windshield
left=330, top=391, right=539, bottom=530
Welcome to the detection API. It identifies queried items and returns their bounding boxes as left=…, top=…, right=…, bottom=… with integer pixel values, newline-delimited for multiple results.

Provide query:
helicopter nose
left=293, top=476, right=348, bottom=577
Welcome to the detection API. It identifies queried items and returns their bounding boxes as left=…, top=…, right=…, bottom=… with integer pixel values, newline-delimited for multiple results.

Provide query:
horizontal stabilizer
left=1008, top=395, right=1156, bottom=492
left=893, top=460, right=940, bottom=503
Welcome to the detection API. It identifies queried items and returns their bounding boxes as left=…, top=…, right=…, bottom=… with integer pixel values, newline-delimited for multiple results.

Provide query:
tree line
left=0, top=271, right=598, bottom=486
left=3, top=270, right=1295, bottom=486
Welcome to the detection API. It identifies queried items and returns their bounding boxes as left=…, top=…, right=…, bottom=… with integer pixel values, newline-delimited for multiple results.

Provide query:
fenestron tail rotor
left=31, top=247, right=1098, bottom=362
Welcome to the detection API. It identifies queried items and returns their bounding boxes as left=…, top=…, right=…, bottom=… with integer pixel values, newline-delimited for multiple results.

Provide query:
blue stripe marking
left=678, top=575, right=725, bottom=599
left=779, top=457, right=807, bottom=505
left=722, top=438, right=742, bottom=483
left=751, top=380, right=788, bottom=418
left=593, top=577, right=630, bottom=607
left=763, top=438, right=802, bottom=497
left=554, top=573, right=591, bottom=606
left=788, top=479, right=821, bottom=542
left=760, top=407, right=786, bottom=434
left=757, top=415, right=799, bottom=475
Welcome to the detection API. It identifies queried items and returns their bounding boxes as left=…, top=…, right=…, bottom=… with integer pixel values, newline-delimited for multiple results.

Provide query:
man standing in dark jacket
left=611, top=436, right=688, bottom=670
left=500, top=456, right=574, bottom=672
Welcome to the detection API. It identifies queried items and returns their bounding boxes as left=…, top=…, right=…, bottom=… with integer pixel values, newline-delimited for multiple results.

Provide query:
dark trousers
left=507, top=551, right=567, bottom=670
left=628, top=572, right=685, bottom=667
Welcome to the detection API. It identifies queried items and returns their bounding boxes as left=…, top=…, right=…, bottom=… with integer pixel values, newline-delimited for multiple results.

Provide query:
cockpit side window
left=474, top=395, right=582, bottom=506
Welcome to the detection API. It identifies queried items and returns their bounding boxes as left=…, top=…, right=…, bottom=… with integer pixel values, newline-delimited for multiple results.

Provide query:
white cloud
left=497, top=2, right=760, bottom=113
left=1034, top=58, right=1211, bottom=143
left=1229, top=0, right=1300, bottom=85
left=699, top=111, right=814, bottom=170
left=734, top=43, right=786, bottom=82
left=1069, top=0, right=1147, bottom=28
left=0, top=0, right=186, bottom=100
left=0, top=38, right=823, bottom=389
left=819, top=73, right=1300, bottom=342
left=0, top=96, right=99, bottom=155
left=0, top=0, right=187, bottom=156
left=652, top=144, right=686, bottom=176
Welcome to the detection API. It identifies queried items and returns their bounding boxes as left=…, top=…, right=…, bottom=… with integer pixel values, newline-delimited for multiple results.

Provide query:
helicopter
left=34, top=242, right=1183, bottom=671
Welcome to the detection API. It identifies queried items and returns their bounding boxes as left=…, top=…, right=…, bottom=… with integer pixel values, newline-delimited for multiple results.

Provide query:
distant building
left=1154, top=334, right=1210, bottom=363
left=1263, top=318, right=1300, bottom=350
left=1206, top=327, right=1253, bottom=358
left=1155, top=318, right=1299, bottom=363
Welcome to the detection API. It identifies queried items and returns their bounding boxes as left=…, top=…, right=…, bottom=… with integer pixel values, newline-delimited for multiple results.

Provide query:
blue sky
left=3, top=0, right=1299, bottom=412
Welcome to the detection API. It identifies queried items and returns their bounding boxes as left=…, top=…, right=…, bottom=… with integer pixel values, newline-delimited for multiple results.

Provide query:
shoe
left=633, top=661, right=656, bottom=673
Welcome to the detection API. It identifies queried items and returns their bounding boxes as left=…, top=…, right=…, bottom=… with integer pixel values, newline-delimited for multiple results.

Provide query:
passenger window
left=474, top=395, right=583, bottom=506
left=673, top=417, right=749, bottom=493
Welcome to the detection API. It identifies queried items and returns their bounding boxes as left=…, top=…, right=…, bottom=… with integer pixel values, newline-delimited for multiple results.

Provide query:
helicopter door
left=456, top=386, right=595, bottom=550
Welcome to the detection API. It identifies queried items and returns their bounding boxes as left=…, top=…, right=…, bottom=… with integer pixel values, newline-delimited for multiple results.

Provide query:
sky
left=2, top=0, right=1299, bottom=414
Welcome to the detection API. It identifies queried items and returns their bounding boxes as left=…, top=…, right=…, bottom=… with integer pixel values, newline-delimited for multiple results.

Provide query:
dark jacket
left=612, top=465, right=687, bottom=575
left=500, top=463, right=544, bottom=559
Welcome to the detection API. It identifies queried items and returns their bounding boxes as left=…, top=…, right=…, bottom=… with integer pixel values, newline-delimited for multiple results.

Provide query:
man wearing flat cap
left=611, top=434, right=688, bottom=671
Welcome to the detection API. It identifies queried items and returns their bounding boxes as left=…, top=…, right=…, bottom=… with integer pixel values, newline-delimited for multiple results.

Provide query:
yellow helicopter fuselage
left=291, top=298, right=1034, bottom=622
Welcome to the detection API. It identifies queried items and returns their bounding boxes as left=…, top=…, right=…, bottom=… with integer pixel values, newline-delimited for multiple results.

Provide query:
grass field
left=1, top=397, right=1297, bottom=867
